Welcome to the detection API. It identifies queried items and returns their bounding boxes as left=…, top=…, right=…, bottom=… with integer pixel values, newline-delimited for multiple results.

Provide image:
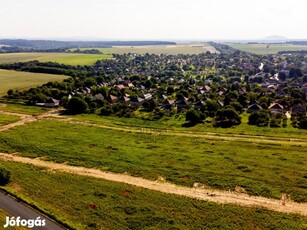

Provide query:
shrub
left=0, top=168, right=11, bottom=186
left=66, top=97, right=89, bottom=114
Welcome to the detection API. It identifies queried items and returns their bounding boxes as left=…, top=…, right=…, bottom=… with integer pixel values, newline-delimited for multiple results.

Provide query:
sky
left=0, top=0, right=306, bottom=41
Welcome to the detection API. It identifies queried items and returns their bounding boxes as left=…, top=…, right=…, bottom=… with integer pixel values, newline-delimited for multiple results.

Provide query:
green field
left=1, top=161, right=306, bottom=230
left=0, top=114, right=20, bottom=126
left=0, top=53, right=112, bottom=66
left=227, top=43, right=307, bottom=54
left=72, top=112, right=307, bottom=139
left=0, top=103, right=51, bottom=115
left=1, top=119, right=306, bottom=202
left=0, top=69, right=69, bottom=96
left=70, top=43, right=218, bottom=55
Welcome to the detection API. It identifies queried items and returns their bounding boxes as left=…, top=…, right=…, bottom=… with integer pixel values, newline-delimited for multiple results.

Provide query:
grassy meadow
left=0, top=119, right=306, bottom=202
left=227, top=43, right=307, bottom=54
left=0, top=53, right=112, bottom=66
left=0, top=69, right=69, bottom=96
left=0, top=161, right=306, bottom=230
left=0, top=114, right=20, bottom=126
left=70, top=43, right=218, bottom=55
left=0, top=103, right=51, bottom=115
left=73, top=112, right=307, bottom=139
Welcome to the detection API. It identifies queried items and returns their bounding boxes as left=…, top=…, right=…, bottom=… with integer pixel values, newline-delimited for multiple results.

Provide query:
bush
left=214, top=107, right=241, bottom=127
left=66, top=97, right=89, bottom=114
left=248, top=111, right=270, bottom=127
left=298, top=116, right=307, bottom=129
left=186, top=109, right=205, bottom=124
left=0, top=168, right=11, bottom=186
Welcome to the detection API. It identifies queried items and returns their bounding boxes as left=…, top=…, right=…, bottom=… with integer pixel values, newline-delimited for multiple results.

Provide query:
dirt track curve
left=0, top=153, right=307, bottom=217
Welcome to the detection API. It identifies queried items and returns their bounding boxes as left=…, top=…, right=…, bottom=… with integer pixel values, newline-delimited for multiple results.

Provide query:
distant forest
left=0, top=39, right=176, bottom=51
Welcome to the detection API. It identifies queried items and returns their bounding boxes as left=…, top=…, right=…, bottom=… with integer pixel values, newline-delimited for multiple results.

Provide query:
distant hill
left=0, top=39, right=176, bottom=50
left=262, top=35, right=288, bottom=40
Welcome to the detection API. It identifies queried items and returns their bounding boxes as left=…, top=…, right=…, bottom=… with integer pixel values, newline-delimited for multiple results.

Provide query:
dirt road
left=1, top=153, right=307, bottom=217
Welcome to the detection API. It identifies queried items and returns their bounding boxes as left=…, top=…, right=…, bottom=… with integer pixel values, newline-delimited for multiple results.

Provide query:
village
left=3, top=45, right=307, bottom=128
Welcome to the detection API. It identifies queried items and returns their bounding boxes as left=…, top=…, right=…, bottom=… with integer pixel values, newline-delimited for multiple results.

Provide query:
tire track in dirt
left=0, top=153, right=306, bottom=217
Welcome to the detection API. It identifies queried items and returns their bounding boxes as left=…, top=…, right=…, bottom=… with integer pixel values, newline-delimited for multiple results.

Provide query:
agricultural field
left=0, top=161, right=306, bottom=229
left=226, top=43, right=307, bottom=54
left=0, top=119, right=307, bottom=202
left=70, top=43, right=218, bottom=55
left=0, top=53, right=112, bottom=66
left=0, top=69, right=69, bottom=96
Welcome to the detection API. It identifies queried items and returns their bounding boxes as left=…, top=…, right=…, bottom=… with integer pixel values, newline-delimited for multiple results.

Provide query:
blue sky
left=0, top=0, right=306, bottom=40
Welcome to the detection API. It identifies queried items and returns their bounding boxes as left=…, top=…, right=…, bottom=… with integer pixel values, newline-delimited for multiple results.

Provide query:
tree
left=230, top=102, right=243, bottom=114
left=298, top=116, right=307, bottom=129
left=248, top=111, right=270, bottom=126
left=66, top=97, right=89, bottom=114
left=7, top=89, right=13, bottom=96
left=186, top=109, right=205, bottom=125
left=0, top=168, right=10, bottom=186
left=214, top=107, right=241, bottom=127
left=204, top=100, right=219, bottom=117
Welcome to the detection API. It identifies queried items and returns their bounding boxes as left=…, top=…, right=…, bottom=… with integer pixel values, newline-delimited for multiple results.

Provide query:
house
left=291, top=104, right=306, bottom=114
left=124, top=82, right=134, bottom=88
left=176, top=99, right=190, bottom=110
left=108, top=95, right=117, bottom=104
left=143, top=93, right=153, bottom=100
left=269, top=103, right=284, bottom=113
left=114, top=84, right=126, bottom=90
left=247, top=104, right=262, bottom=113
left=217, top=100, right=224, bottom=108
left=200, top=85, right=211, bottom=93
left=93, top=94, right=104, bottom=101
left=278, top=100, right=290, bottom=110
left=162, top=99, right=175, bottom=110
left=130, top=97, right=144, bottom=106
left=194, top=101, right=204, bottom=110
left=118, top=96, right=130, bottom=104
left=44, top=97, right=60, bottom=108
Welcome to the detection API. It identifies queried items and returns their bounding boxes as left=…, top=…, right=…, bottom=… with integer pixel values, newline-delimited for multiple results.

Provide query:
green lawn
left=69, top=43, right=218, bottom=55
left=0, top=53, right=112, bottom=66
left=0, top=119, right=306, bottom=201
left=1, top=161, right=306, bottom=230
left=0, top=69, right=69, bottom=96
left=226, top=43, right=307, bottom=54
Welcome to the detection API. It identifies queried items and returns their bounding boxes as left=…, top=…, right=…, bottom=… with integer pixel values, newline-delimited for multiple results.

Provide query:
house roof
left=269, top=103, right=284, bottom=110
